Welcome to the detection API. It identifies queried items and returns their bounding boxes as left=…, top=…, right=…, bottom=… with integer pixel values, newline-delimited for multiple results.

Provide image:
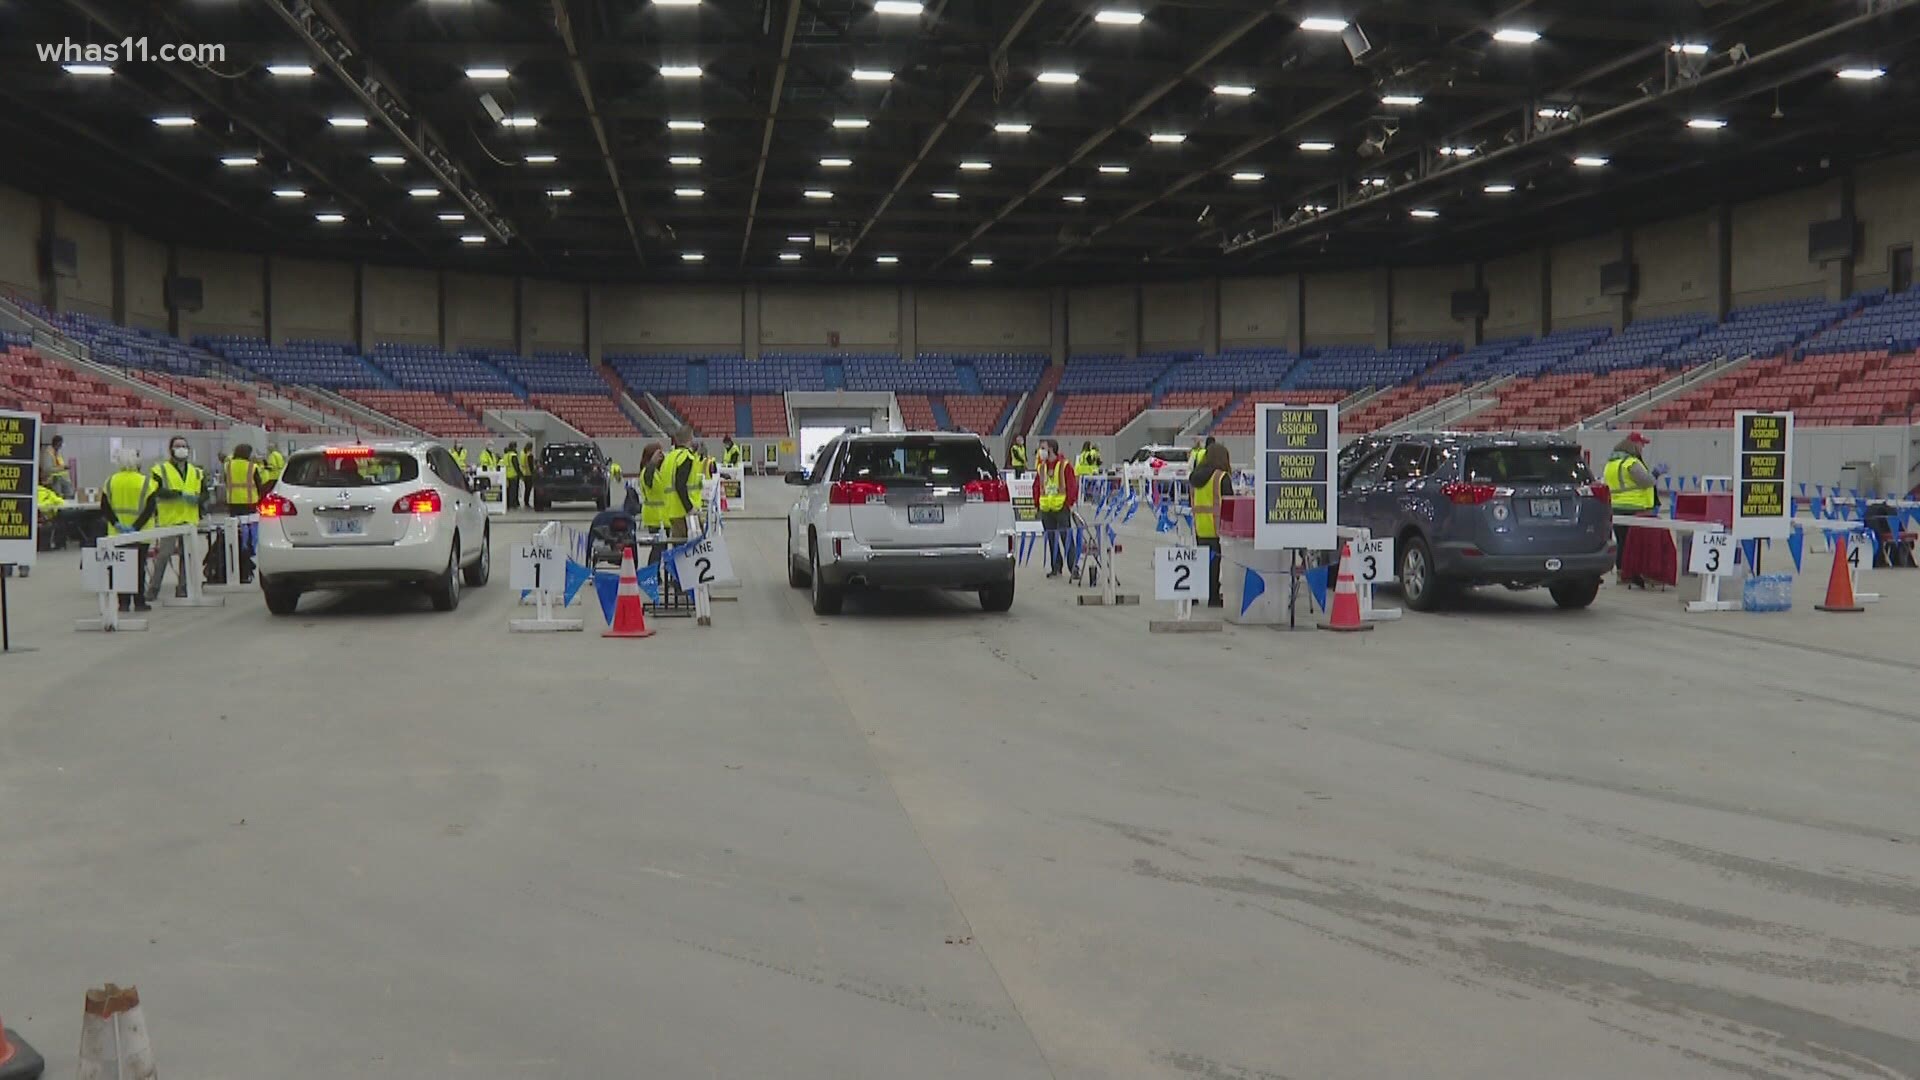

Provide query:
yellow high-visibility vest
left=226, top=458, right=260, bottom=508
left=640, top=466, right=668, bottom=530
left=479, top=449, right=498, bottom=470
left=503, top=452, right=520, bottom=480
left=1009, top=443, right=1026, bottom=469
left=1037, top=461, right=1068, bottom=512
left=106, top=468, right=150, bottom=532
left=452, top=448, right=469, bottom=470
left=37, top=485, right=65, bottom=512
left=723, top=444, right=744, bottom=466
left=660, top=447, right=694, bottom=520
left=148, top=461, right=205, bottom=527
left=1192, top=471, right=1220, bottom=540
left=261, top=449, right=285, bottom=484
left=1604, top=455, right=1655, bottom=512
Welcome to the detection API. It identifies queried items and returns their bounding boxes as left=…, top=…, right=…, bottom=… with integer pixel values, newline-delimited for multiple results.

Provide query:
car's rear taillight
left=1441, top=481, right=1498, bottom=505
left=257, top=493, right=297, bottom=518
left=829, top=480, right=887, bottom=505
left=1579, top=482, right=1612, bottom=505
left=964, top=479, right=1010, bottom=503
left=394, top=489, right=443, bottom=514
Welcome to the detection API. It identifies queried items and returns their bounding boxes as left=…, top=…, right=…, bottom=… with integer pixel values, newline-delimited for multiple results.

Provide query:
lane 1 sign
left=510, top=542, right=564, bottom=593
left=672, top=531, right=735, bottom=590
left=81, top=544, right=138, bottom=593
left=1154, top=545, right=1209, bottom=601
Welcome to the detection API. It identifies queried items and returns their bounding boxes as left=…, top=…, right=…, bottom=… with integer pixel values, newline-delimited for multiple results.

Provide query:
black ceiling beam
left=550, top=0, right=645, bottom=266
left=739, top=0, right=805, bottom=262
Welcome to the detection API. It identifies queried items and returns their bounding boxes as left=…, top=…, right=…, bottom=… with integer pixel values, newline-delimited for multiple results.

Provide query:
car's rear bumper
left=256, top=521, right=453, bottom=586
left=820, top=537, right=1015, bottom=589
left=535, top=480, right=606, bottom=502
left=1434, top=543, right=1613, bottom=583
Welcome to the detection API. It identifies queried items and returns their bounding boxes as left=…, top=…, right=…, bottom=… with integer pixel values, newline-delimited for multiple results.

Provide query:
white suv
left=786, top=432, right=1016, bottom=615
left=255, top=442, right=492, bottom=614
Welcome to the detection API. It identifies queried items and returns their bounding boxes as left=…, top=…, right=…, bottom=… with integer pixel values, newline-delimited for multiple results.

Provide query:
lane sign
left=1154, top=545, right=1209, bottom=601
left=672, top=530, right=735, bottom=589
left=1254, top=403, right=1337, bottom=550
left=1350, top=536, right=1395, bottom=584
left=510, top=542, right=564, bottom=592
left=1733, top=410, right=1793, bottom=540
left=81, top=544, right=138, bottom=593
left=1688, top=529, right=1732, bottom=576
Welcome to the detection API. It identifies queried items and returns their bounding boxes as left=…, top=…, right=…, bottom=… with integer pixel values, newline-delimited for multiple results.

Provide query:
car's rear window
left=1133, top=448, right=1189, bottom=463
left=1463, top=446, right=1589, bottom=484
left=837, top=439, right=997, bottom=485
left=542, top=445, right=598, bottom=465
left=281, top=451, right=420, bottom=487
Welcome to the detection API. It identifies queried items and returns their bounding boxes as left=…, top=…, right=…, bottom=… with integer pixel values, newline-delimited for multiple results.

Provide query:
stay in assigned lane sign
left=1254, top=403, right=1337, bottom=551
left=0, top=409, right=39, bottom=566
left=1733, top=410, right=1792, bottom=540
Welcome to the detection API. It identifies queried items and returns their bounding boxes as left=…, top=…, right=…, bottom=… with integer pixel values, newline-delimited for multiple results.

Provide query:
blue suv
left=1338, top=432, right=1615, bottom=610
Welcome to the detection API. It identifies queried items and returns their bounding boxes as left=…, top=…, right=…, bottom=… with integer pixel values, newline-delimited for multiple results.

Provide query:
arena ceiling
left=2, top=0, right=1918, bottom=284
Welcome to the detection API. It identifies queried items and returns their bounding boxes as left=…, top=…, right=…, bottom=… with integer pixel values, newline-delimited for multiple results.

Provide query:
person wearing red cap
left=1605, top=432, right=1659, bottom=584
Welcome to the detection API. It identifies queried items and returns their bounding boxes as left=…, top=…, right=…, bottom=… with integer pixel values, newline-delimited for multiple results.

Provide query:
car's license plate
left=908, top=504, right=944, bottom=525
left=558, top=469, right=576, bottom=478
left=325, top=516, right=367, bottom=536
left=1530, top=498, right=1563, bottom=517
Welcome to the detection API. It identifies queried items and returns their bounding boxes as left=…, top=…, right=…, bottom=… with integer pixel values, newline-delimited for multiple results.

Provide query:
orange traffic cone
left=603, top=547, right=657, bottom=638
left=0, top=1012, right=46, bottom=1079
left=1318, top=541, right=1374, bottom=633
left=1814, top=534, right=1864, bottom=613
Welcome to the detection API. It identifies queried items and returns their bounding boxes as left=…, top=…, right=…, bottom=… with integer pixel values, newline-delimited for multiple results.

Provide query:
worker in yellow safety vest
left=1189, top=442, right=1234, bottom=608
left=660, top=428, right=697, bottom=539
left=501, top=441, right=522, bottom=510
left=226, top=444, right=263, bottom=583
left=1603, top=431, right=1659, bottom=583
left=608, top=458, right=623, bottom=485
left=100, top=448, right=154, bottom=610
left=261, top=443, right=286, bottom=487
left=40, top=434, right=73, bottom=497
left=722, top=436, right=744, bottom=467
left=518, top=443, right=535, bottom=507
left=1034, top=439, right=1079, bottom=579
left=479, top=445, right=498, bottom=471
left=1076, top=442, right=1102, bottom=475
left=687, top=442, right=707, bottom=514
left=145, top=434, right=206, bottom=602
left=1007, top=435, right=1027, bottom=477
left=637, top=444, right=667, bottom=534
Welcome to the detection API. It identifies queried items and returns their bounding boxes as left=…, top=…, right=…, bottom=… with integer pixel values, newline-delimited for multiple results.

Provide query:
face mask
left=172, top=446, right=189, bottom=461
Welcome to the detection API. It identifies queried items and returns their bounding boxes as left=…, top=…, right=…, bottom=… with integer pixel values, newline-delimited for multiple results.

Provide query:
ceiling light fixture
left=668, top=155, right=702, bottom=166
left=408, top=186, right=438, bottom=198
left=1298, top=17, right=1348, bottom=32
left=1483, top=182, right=1516, bottom=194
left=328, top=116, right=369, bottom=128
left=804, top=189, right=833, bottom=199
left=1438, top=145, right=1475, bottom=157
left=1573, top=155, right=1610, bottom=167
left=932, top=191, right=960, bottom=200
left=438, top=212, right=466, bottom=221
left=273, top=188, right=306, bottom=199
left=654, top=0, right=699, bottom=6
left=850, top=68, right=894, bottom=82
left=315, top=212, right=346, bottom=223
left=959, top=160, right=992, bottom=170
left=1098, top=163, right=1129, bottom=174
left=876, top=255, right=900, bottom=264
left=1380, top=93, right=1423, bottom=107
left=1297, top=140, right=1335, bottom=152
left=674, top=187, right=704, bottom=197
left=779, top=252, right=802, bottom=261
left=460, top=234, right=487, bottom=244
left=1149, top=132, right=1186, bottom=143
left=873, top=0, right=924, bottom=13
left=1836, top=66, right=1886, bottom=81
left=667, top=119, right=706, bottom=130
left=266, top=63, right=313, bottom=77
left=1537, top=106, right=1573, bottom=119
left=832, top=117, right=870, bottom=129
left=152, top=115, right=196, bottom=127
left=1094, top=9, right=1145, bottom=25
left=1213, top=83, right=1254, bottom=97
left=1301, top=203, right=1329, bottom=213
left=1670, top=42, right=1710, bottom=56
left=220, top=155, right=259, bottom=167
left=369, top=154, right=406, bottom=166
left=63, top=64, right=113, bottom=76
left=969, top=256, right=994, bottom=267
left=500, top=116, right=538, bottom=128
left=1360, top=176, right=1387, bottom=187
left=994, top=122, right=1033, bottom=133
left=1036, top=71, right=1080, bottom=85
left=1492, top=28, right=1540, bottom=44
left=1062, top=194, right=1087, bottom=203
left=465, top=66, right=510, bottom=80
left=524, top=153, right=558, bottom=164
left=1410, top=208, right=1440, bottom=218
left=787, top=234, right=810, bottom=243
left=681, top=252, right=706, bottom=262
left=1686, top=117, right=1727, bottom=130
left=1231, top=171, right=1265, bottom=182
left=547, top=188, right=573, bottom=198
left=659, top=64, right=703, bottom=79
left=820, top=157, right=853, bottom=167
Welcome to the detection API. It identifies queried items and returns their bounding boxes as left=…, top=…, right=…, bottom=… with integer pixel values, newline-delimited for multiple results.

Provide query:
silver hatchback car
left=1338, top=432, right=1615, bottom=610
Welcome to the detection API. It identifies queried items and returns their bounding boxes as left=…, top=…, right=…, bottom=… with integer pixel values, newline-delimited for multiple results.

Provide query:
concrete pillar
left=585, top=284, right=603, bottom=365
left=1050, top=286, right=1067, bottom=363
left=1200, top=277, right=1221, bottom=356
left=354, top=263, right=372, bottom=353
left=897, top=284, right=916, bottom=361
left=1707, top=204, right=1732, bottom=320
left=1285, top=273, right=1304, bottom=355
left=1373, top=266, right=1393, bottom=350
left=1536, top=247, right=1553, bottom=337
left=1613, top=228, right=1632, bottom=333
left=1124, top=285, right=1141, bottom=359
left=514, top=277, right=529, bottom=357
left=1826, top=171, right=1856, bottom=302
left=109, top=223, right=127, bottom=326
left=742, top=284, right=761, bottom=360
left=39, top=199, right=60, bottom=313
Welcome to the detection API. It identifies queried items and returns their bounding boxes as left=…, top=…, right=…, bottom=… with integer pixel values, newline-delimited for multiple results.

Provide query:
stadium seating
left=1288, top=343, right=1455, bottom=390
left=531, top=393, right=642, bottom=436
left=1158, top=390, right=1235, bottom=414
left=0, top=343, right=202, bottom=427
left=1638, top=350, right=1920, bottom=428
left=1558, top=313, right=1713, bottom=374
left=1050, top=392, right=1150, bottom=434
left=1160, top=351, right=1296, bottom=392
left=896, top=394, right=938, bottom=430
left=35, top=309, right=218, bottom=375
left=668, top=395, right=737, bottom=437
left=609, top=354, right=695, bottom=396
left=1457, top=368, right=1671, bottom=431
left=1210, top=389, right=1347, bottom=436
left=1343, top=384, right=1455, bottom=434
left=1057, top=355, right=1175, bottom=393
left=343, top=389, right=492, bottom=436
left=475, top=349, right=607, bottom=395
left=844, top=355, right=964, bottom=393
left=943, top=394, right=1010, bottom=434
left=369, top=344, right=517, bottom=393
left=1424, top=329, right=1609, bottom=384
left=133, top=372, right=334, bottom=432
left=1801, top=287, right=1920, bottom=355
left=201, top=337, right=386, bottom=388
left=750, top=395, right=789, bottom=436
left=713, top=356, right=829, bottom=393
left=1667, top=296, right=1857, bottom=366
left=966, top=353, right=1047, bottom=395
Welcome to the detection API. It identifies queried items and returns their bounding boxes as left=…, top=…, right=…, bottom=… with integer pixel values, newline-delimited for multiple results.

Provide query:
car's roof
left=844, top=430, right=983, bottom=441
left=292, top=441, right=436, bottom=455
left=1406, top=430, right=1578, bottom=447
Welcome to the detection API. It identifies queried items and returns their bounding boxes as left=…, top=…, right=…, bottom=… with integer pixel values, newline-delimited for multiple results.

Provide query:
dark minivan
left=1338, top=432, right=1615, bottom=610
left=530, top=442, right=611, bottom=511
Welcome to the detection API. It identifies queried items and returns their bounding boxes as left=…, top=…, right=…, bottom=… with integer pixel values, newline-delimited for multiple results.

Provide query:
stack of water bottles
left=1742, top=573, right=1794, bottom=612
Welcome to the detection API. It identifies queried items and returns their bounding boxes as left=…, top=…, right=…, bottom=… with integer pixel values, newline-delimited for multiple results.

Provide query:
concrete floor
left=3, top=478, right=1917, bottom=1079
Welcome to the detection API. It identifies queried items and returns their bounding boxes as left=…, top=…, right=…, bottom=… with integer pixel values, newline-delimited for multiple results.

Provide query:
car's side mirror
left=784, top=470, right=809, bottom=485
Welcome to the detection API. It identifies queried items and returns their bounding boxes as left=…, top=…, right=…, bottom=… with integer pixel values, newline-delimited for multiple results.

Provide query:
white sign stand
left=1342, top=532, right=1402, bottom=622
left=162, top=527, right=225, bottom=608
left=509, top=536, right=582, bottom=632
left=476, top=468, right=507, bottom=516
left=1149, top=544, right=1220, bottom=633
left=717, top=464, right=745, bottom=510
left=73, top=522, right=195, bottom=632
left=672, top=527, right=734, bottom=628
left=1684, top=528, right=1738, bottom=613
